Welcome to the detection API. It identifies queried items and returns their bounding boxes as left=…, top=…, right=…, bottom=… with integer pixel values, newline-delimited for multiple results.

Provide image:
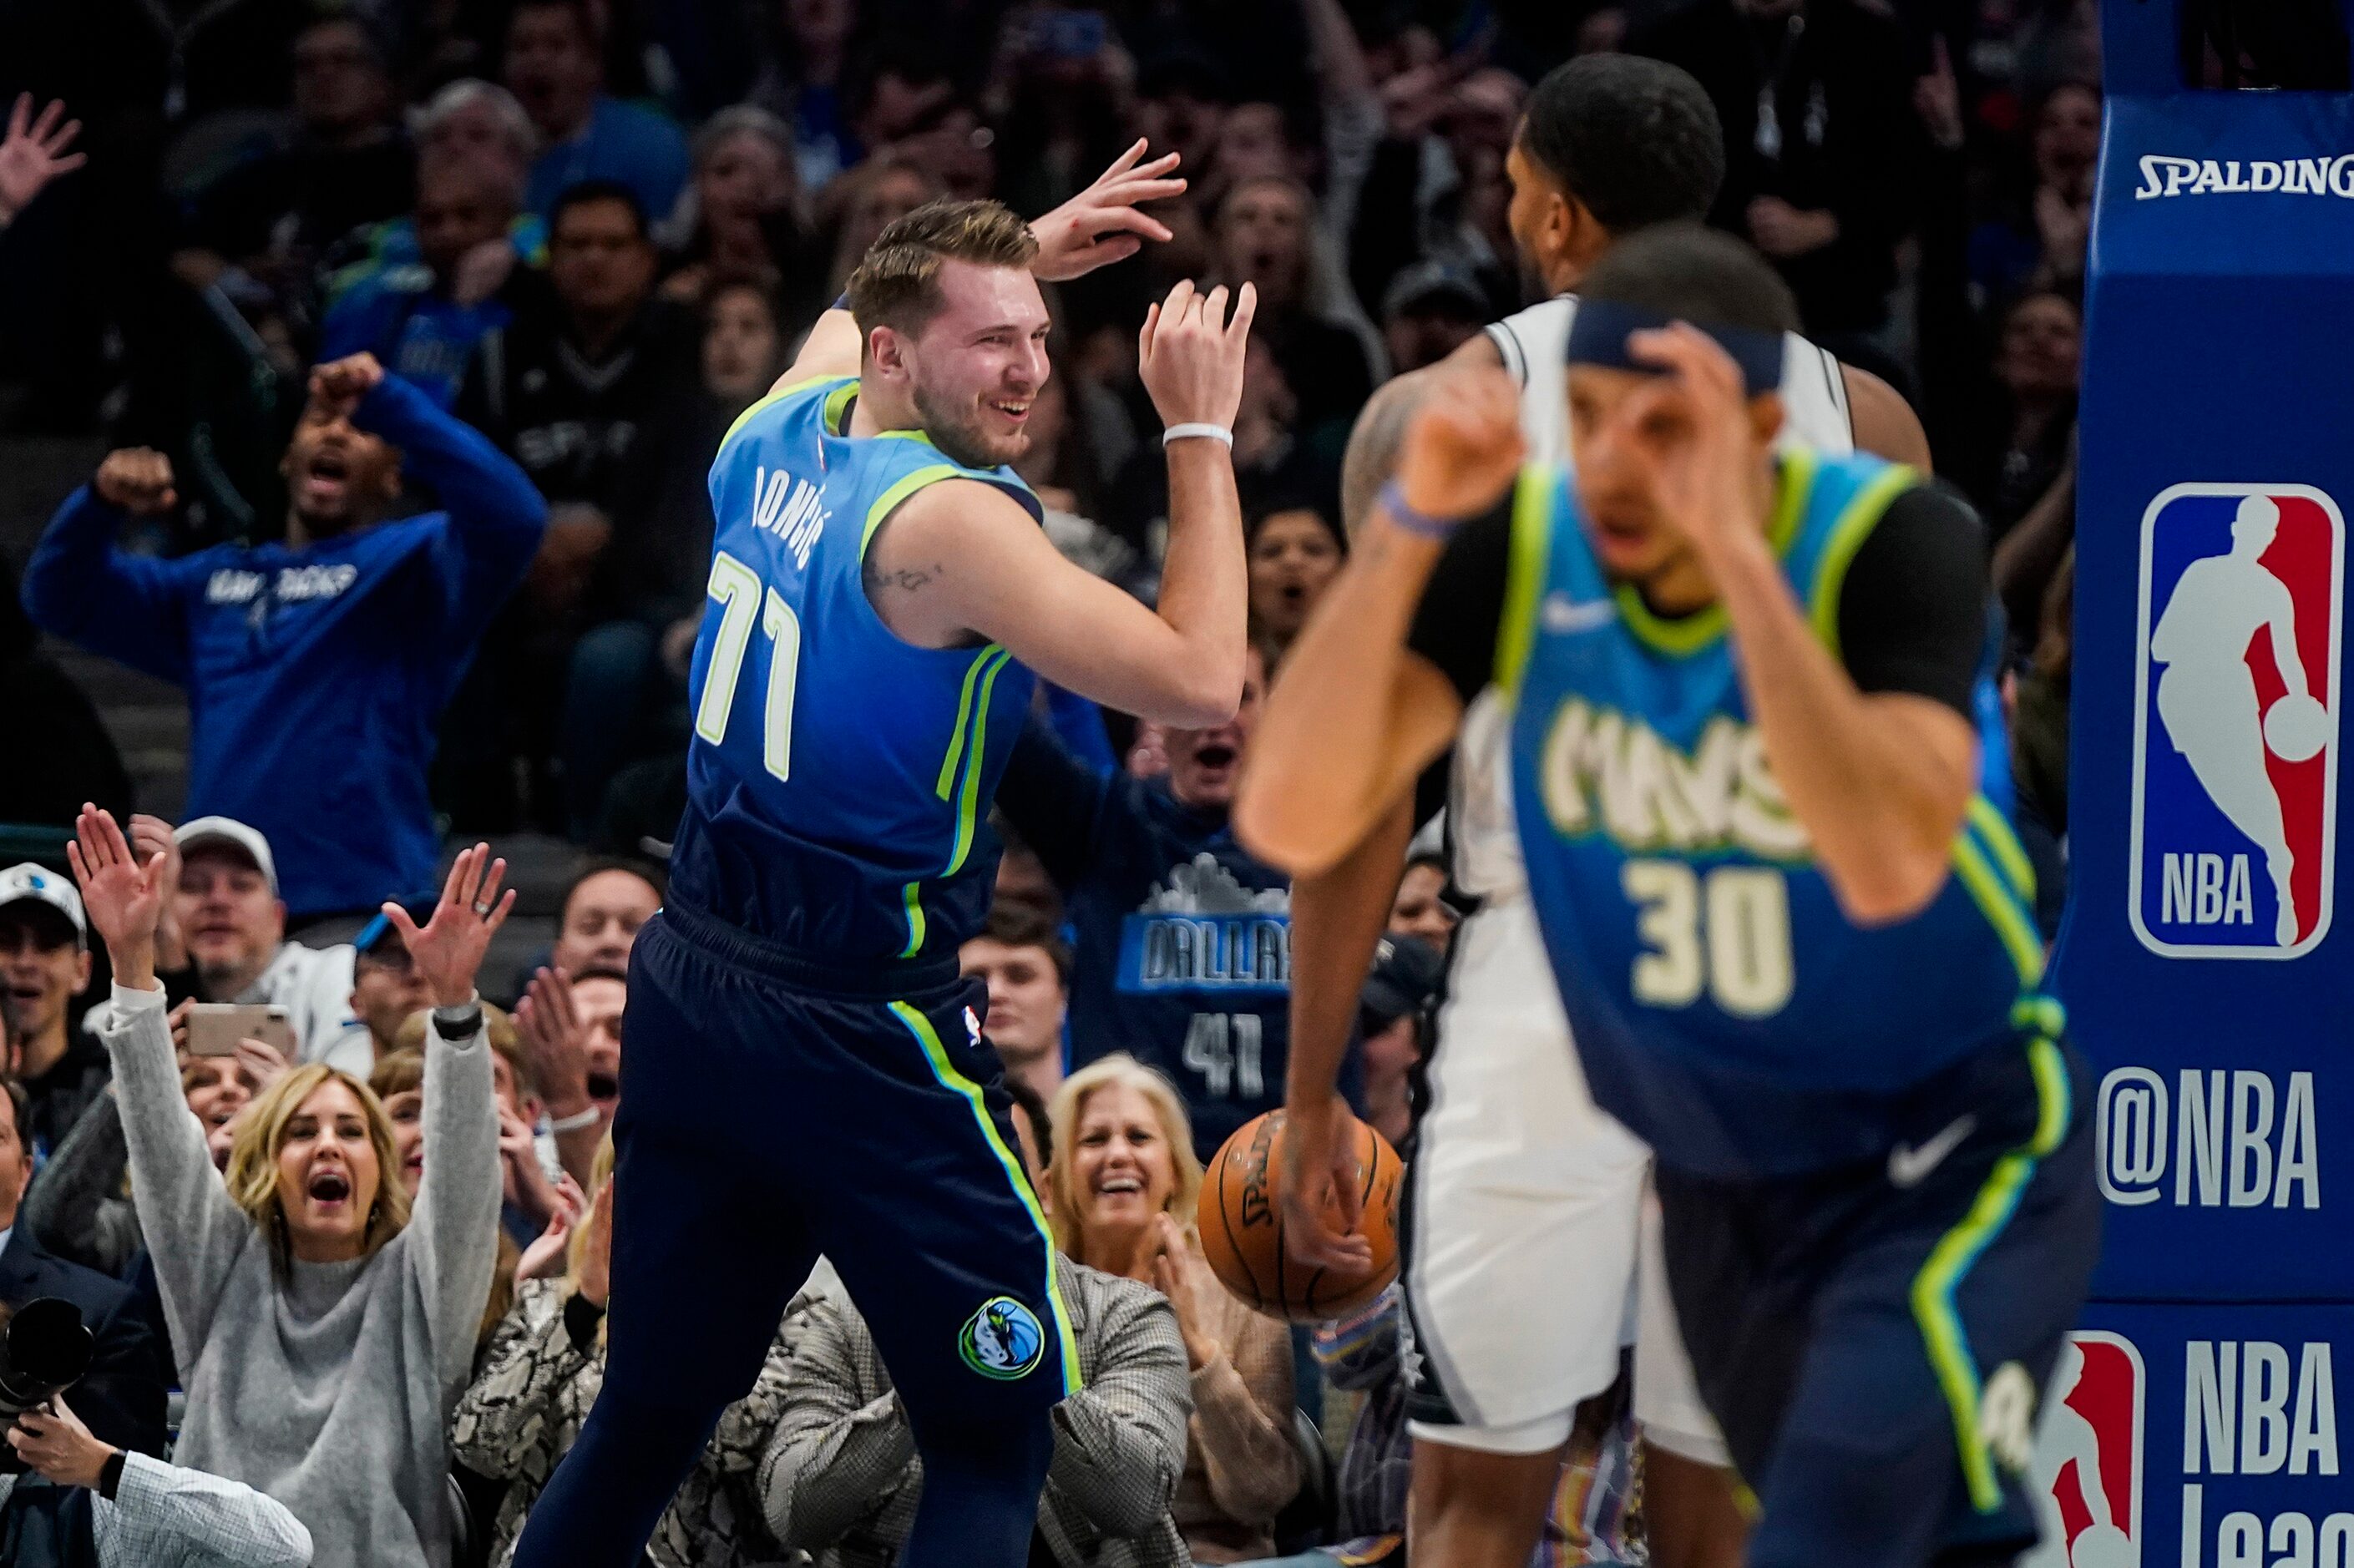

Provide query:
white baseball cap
left=0, top=863, right=87, bottom=948
left=174, top=817, right=280, bottom=895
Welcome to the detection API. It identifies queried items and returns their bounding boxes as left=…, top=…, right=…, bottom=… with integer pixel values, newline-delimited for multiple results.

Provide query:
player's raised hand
left=1394, top=363, right=1524, bottom=525
left=1138, top=278, right=1257, bottom=435
left=1281, top=1097, right=1375, bottom=1272
left=1618, top=323, right=1764, bottom=560
left=0, top=95, right=85, bottom=222
left=1030, top=139, right=1187, bottom=281
left=383, top=843, right=514, bottom=1009
left=94, top=449, right=178, bottom=517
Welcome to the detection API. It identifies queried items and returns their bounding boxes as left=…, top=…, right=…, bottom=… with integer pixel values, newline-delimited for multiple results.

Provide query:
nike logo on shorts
left=1887, top=1115, right=1977, bottom=1188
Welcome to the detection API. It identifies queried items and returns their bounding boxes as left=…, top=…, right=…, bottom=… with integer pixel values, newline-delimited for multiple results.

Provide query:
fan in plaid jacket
left=759, top=1256, right=1193, bottom=1568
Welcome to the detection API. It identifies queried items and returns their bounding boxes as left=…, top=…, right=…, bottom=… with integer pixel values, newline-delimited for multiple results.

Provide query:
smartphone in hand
left=183, top=1004, right=294, bottom=1058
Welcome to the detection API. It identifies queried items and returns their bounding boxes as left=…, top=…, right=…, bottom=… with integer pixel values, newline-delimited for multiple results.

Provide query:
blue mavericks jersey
left=1505, top=450, right=2051, bottom=1179
left=669, top=376, right=1045, bottom=961
left=999, top=719, right=1364, bottom=1162
left=1076, top=797, right=1295, bottom=1163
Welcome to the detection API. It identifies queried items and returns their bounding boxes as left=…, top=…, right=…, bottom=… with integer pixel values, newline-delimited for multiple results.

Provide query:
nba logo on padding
left=2024, top=1332, right=2144, bottom=1568
left=2130, top=483, right=2342, bottom=958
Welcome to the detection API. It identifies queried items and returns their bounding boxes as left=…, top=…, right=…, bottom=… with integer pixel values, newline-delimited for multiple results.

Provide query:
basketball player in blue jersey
left=1239, top=225, right=2100, bottom=1568
left=1268, top=58, right=1936, bottom=1568
left=510, top=170, right=1257, bottom=1567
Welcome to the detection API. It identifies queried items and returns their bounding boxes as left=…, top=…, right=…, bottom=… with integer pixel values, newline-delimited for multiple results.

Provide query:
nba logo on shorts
left=2024, top=1331, right=2144, bottom=1568
left=2129, top=483, right=2343, bottom=959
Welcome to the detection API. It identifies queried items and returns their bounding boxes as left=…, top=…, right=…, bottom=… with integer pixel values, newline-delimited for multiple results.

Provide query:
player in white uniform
left=1272, top=54, right=1931, bottom=1568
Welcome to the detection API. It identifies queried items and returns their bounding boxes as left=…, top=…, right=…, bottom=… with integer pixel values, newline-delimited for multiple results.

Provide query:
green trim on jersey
left=898, top=882, right=928, bottom=959
left=1951, top=818, right=2046, bottom=989
left=852, top=458, right=1041, bottom=960
left=823, top=381, right=859, bottom=432
left=1809, top=463, right=1920, bottom=655
left=888, top=1000, right=1084, bottom=1396
left=1910, top=1032, right=2072, bottom=1514
left=1496, top=466, right=1556, bottom=696
left=721, top=374, right=848, bottom=453
left=936, top=648, right=1001, bottom=799
left=863, top=464, right=964, bottom=551
left=1968, top=797, right=2037, bottom=904
left=2011, top=994, right=2066, bottom=1039
left=946, top=649, right=1015, bottom=876
left=1614, top=448, right=1817, bottom=658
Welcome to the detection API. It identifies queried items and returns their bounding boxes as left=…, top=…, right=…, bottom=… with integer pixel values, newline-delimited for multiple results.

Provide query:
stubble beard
left=912, top=378, right=1026, bottom=473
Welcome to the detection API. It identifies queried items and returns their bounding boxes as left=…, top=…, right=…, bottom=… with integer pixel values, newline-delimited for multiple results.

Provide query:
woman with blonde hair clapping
left=1047, top=1055, right=1299, bottom=1564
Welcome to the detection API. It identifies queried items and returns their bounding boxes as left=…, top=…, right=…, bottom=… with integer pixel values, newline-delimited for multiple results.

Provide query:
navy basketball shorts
left=601, top=903, right=1078, bottom=1432
left=1653, top=1034, right=2102, bottom=1568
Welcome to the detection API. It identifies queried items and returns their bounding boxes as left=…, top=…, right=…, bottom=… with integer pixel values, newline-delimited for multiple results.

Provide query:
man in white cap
left=137, top=816, right=372, bottom=1073
left=0, top=862, right=110, bottom=1161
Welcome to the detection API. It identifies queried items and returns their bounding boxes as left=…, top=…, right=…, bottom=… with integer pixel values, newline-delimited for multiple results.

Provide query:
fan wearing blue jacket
left=23, top=354, right=547, bottom=920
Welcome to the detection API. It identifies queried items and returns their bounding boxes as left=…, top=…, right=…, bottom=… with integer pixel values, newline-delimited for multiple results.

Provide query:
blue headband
left=1564, top=296, right=1786, bottom=397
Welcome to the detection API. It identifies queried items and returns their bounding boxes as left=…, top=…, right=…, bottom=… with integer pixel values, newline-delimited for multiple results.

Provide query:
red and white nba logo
left=2026, top=1331, right=2145, bottom=1568
left=2130, top=483, right=2343, bottom=959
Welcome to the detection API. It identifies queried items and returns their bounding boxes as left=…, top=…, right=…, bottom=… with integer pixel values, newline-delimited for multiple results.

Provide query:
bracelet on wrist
left=1162, top=422, right=1234, bottom=449
left=1377, top=479, right=1471, bottom=541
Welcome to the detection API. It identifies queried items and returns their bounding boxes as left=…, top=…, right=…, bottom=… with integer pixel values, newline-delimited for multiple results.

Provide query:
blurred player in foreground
left=1241, top=225, right=2099, bottom=1568
left=1267, top=53, right=1931, bottom=1568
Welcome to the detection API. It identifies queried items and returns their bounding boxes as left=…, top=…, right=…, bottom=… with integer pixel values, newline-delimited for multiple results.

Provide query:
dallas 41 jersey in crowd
left=1000, top=716, right=1359, bottom=1161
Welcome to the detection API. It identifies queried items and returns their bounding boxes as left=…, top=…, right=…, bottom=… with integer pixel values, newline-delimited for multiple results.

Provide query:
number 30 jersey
left=668, top=376, right=1044, bottom=962
left=1504, top=450, right=2049, bottom=1181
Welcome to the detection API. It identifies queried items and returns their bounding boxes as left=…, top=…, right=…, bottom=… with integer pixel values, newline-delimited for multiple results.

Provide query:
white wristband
left=1162, top=422, right=1234, bottom=448
left=548, top=1105, right=603, bottom=1134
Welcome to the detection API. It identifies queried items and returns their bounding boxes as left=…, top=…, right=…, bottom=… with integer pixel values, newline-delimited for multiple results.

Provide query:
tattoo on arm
left=862, top=558, right=947, bottom=594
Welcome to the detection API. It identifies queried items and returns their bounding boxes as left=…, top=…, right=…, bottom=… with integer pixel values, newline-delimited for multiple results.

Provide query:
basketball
left=2264, top=693, right=2331, bottom=763
left=1198, top=1110, right=1403, bottom=1323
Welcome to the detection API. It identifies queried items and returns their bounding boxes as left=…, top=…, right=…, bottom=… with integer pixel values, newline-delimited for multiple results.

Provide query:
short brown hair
left=973, top=898, right=1071, bottom=989
left=367, top=1049, right=425, bottom=1101
left=846, top=199, right=1039, bottom=338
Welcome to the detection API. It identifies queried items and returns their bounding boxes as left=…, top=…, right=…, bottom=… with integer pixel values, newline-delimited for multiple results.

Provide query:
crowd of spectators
left=0, top=0, right=2101, bottom=1557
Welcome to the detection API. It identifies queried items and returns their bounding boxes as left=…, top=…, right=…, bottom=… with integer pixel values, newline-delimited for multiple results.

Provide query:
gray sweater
left=104, top=983, right=502, bottom=1568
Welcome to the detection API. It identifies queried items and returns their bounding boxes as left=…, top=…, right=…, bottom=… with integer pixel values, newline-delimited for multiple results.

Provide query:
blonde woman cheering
left=73, top=807, right=507, bottom=1568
